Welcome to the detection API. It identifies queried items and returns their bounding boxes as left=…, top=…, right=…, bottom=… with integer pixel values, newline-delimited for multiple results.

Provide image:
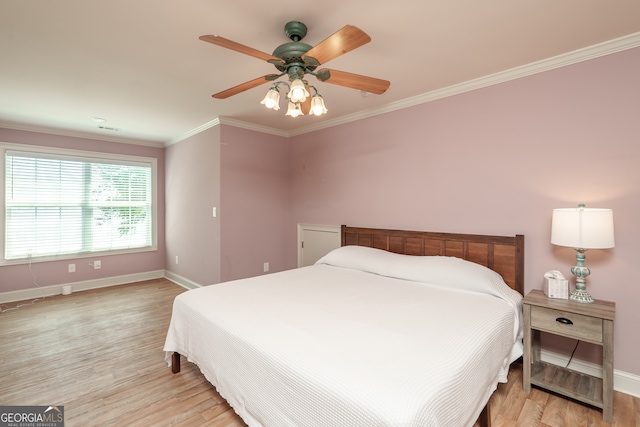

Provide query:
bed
left=164, top=225, right=525, bottom=427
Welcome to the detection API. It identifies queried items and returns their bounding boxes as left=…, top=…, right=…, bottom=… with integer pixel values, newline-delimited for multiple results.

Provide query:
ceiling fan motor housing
left=284, top=21, right=307, bottom=41
left=272, top=21, right=318, bottom=75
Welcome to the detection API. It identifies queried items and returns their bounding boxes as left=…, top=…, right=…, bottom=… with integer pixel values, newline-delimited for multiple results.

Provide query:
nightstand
left=522, top=289, right=615, bottom=423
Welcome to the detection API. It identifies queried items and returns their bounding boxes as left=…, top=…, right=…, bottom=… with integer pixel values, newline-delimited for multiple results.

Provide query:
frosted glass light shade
left=285, top=101, right=303, bottom=117
left=310, top=95, right=328, bottom=116
left=260, top=88, right=281, bottom=110
left=551, top=206, right=615, bottom=249
left=287, top=79, right=309, bottom=103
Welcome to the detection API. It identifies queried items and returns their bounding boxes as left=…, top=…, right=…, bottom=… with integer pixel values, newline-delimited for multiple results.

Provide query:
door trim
left=297, top=223, right=341, bottom=267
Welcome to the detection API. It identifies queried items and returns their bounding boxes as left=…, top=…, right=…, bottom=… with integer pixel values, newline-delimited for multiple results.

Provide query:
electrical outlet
left=94, top=260, right=101, bottom=270
left=263, top=262, right=269, bottom=272
left=68, top=263, right=76, bottom=273
left=175, top=255, right=179, bottom=265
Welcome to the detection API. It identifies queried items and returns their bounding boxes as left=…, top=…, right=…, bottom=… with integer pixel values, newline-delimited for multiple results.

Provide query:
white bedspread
left=164, top=247, right=523, bottom=427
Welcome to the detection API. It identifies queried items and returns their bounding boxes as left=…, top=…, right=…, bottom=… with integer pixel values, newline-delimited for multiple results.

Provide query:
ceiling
left=1, top=1, right=640, bottom=146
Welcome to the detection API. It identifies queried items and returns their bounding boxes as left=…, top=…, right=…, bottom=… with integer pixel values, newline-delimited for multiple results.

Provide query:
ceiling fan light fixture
left=287, top=79, right=309, bottom=103
left=310, top=94, right=328, bottom=116
left=201, top=22, right=390, bottom=118
left=260, top=87, right=281, bottom=110
left=285, top=101, right=304, bottom=117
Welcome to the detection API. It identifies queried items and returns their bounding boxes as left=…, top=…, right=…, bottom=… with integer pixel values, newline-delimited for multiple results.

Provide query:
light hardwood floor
left=1, top=278, right=638, bottom=427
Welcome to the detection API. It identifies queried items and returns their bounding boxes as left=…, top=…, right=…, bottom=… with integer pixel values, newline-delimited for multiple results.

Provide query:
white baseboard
left=541, top=349, right=640, bottom=398
left=163, top=270, right=202, bottom=290
left=0, top=270, right=165, bottom=304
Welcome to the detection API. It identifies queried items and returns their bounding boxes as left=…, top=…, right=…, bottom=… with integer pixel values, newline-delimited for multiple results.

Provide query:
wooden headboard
left=341, top=225, right=525, bottom=295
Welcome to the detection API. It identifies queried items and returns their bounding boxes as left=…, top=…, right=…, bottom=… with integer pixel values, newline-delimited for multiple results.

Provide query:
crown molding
left=164, top=117, right=289, bottom=146
left=165, top=118, right=221, bottom=147
left=0, top=121, right=165, bottom=148
left=289, top=31, right=640, bottom=137
left=218, top=117, right=290, bottom=138
left=5, top=32, right=639, bottom=146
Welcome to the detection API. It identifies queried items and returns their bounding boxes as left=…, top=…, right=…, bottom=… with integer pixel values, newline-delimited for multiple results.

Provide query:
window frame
left=1, top=142, right=158, bottom=266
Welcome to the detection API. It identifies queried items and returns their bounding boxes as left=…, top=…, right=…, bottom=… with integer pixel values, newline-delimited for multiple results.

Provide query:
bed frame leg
left=171, top=352, right=181, bottom=374
left=479, top=403, right=491, bottom=427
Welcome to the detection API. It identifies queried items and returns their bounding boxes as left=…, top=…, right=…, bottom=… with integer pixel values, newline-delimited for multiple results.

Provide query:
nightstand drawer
left=530, top=306, right=603, bottom=343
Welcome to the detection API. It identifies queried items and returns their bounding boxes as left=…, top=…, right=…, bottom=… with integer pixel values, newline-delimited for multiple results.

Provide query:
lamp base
left=570, top=288, right=594, bottom=304
left=569, top=248, right=594, bottom=304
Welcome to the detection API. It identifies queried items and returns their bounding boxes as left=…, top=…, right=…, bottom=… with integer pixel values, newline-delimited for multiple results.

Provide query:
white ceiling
left=1, top=0, right=640, bottom=146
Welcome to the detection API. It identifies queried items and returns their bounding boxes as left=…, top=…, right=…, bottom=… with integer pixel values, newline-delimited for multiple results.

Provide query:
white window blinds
left=4, top=149, right=154, bottom=261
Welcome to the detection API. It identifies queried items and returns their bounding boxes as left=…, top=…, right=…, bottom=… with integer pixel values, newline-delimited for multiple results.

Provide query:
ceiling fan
left=199, top=21, right=390, bottom=116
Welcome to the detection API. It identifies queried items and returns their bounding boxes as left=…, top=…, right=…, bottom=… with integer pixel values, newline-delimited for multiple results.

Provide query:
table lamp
left=551, top=204, right=615, bottom=303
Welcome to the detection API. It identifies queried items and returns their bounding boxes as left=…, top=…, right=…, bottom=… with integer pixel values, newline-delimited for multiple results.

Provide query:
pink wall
left=0, top=128, right=166, bottom=291
left=289, top=47, right=640, bottom=375
left=164, top=126, right=221, bottom=285
left=220, top=125, right=293, bottom=282
left=164, top=124, right=291, bottom=286
left=2, top=46, right=638, bottom=378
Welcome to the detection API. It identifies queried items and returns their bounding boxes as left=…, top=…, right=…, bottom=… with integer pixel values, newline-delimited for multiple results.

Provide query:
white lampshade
left=551, top=205, right=615, bottom=249
left=287, top=79, right=309, bottom=103
left=310, top=95, right=328, bottom=116
left=260, top=88, right=280, bottom=110
left=285, top=101, right=303, bottom=117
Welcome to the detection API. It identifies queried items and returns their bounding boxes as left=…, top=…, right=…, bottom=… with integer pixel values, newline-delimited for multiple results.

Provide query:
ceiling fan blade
left=302, top=25, right=371, bottom=65
left=212, top=74, right=280, bottom=99
left=301, top=82, right=312, bottom=115
left=200, top=35, right=284, bottom=65
left=317, top=69, right=390, bottom=95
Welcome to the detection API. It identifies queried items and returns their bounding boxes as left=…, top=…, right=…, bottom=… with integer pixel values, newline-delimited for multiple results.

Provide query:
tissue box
left=544, top=277, right=569, bottom=299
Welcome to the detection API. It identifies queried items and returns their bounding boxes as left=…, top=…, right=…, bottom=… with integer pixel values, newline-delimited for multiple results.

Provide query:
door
left=297, top=224, right=341, bottom=267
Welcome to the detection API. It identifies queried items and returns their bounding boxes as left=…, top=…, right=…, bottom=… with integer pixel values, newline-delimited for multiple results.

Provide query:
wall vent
left=98, top=125, right=121, bottom=132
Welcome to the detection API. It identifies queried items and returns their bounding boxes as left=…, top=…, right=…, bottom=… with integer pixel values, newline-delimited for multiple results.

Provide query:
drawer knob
left=556, top=317, right=573, bottom=325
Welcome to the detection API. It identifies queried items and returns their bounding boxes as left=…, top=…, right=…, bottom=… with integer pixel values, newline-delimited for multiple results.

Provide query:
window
left=2, top=143, right=157, bottom=264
